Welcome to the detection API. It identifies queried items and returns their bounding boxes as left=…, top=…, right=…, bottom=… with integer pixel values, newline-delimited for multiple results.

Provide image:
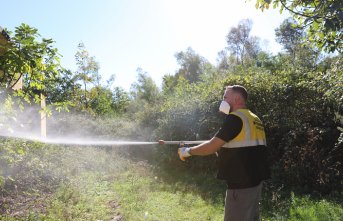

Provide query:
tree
left=130, top=68, right=160, bottom=104
left=275, top=17, right=304, bottom=55
left=255, top=51, right=276, bottom=70
left=0, top=24, right=75, bottom=115
left=0, top=24, right=61, bottom=105
left=216, top=50, right=230, bottom=70
left=44, top=68, right=79, bottom=110
left=174, top=47, right=208, bottom=83
left=255, top=0, right=343, bottom=53
left=161, top=74, right=178, bottom=95
left=103, top=74, right=130, bottom=115
left=275, top=18, right=321, bottom=70
left=89, top=86, right=114, bottom=116
left=226, top=19, right=261, bottom=66
left=111, top=86, right=130, bottom=114
left=245, top=36, right=261, bottom=60
left=74, top=42, right=100, bottom=109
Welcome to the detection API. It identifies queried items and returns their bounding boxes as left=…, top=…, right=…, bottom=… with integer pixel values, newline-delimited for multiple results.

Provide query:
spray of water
left=0, top=104, right=208, bottom=146
left=0, top=116, right=207, bottom=146
left=1, top=132, right=207, bottom=146
left=0, top=133, right=159, bottom=146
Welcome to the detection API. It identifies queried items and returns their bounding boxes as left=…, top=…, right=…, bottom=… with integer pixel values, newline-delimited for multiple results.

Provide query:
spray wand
left=157, top=140, right=207, bottom=145
left=0, top=134, right=208, bottom=146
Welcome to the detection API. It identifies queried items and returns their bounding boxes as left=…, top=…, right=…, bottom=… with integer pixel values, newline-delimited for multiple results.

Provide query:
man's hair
left=226, top=85, right=248, bottom=101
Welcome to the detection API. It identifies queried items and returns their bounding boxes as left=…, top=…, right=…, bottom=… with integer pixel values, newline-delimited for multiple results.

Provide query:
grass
left=1, top=140, right=342, bottom=220
left=47, top=173, right=118, bottom=221
left=260, top=184, right=343, bottom=221
left=288, top=192, right=343, bottom=221
left=109, top=162, right=343, bottom=221
left=111, top=164, right=225, bottom=221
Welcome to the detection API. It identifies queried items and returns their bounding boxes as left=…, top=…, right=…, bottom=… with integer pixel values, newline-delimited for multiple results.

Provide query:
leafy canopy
left=255, top=0, right=343, bottom=53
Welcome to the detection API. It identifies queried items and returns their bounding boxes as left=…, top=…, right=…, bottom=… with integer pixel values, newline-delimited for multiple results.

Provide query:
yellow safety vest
left=222, top=109, right=266, bottom=148
left=217, top=109, right=270, bottom=188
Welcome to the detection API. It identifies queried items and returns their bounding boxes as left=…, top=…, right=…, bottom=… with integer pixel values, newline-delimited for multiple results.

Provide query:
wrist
left=186, top=147, right=192, bottom=156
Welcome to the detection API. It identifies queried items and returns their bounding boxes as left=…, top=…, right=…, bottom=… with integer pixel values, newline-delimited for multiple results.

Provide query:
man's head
left=223, top=85, right=248, bottom=110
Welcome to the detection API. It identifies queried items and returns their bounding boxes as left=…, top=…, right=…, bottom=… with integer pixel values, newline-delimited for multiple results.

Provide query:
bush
left=277, top=125, right=342, bottom=193
left=150, top=63, right=343, bottom=194
left=0, top=138, right=67, bottom=196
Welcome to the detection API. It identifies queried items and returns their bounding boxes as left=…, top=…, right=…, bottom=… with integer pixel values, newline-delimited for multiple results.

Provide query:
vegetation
left=0, top=4, right=342, bottom=220
left=255, top=0, right=343, bottom=53
left=0, top=139, right=342, bottom=220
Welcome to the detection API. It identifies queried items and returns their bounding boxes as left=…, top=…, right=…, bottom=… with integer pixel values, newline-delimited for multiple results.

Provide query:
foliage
left=275, top=17, right=322, bottom=71
left=89, top=86, right=115, bottom=116
left=255, top=0, right=343, bottom=53
left=0, top=138, right=66, bottom=198
left=130, top=68, right=160, bottom=104
left=47, top=111, right=140, bottom=140
left=157, top=77, right=223, bottom=141
left=278, top=125, right=341, bottom=193
left=174, top=47, right=210, bottom=83
left=74, top=42, right=100, bottom=109
left=275, top=17, right=304, bottom=54
left=152, top=57, right=343, bottom=193
left=127, top=68, right=163, bottom=139
left=0, top=138, right=130, bottom=220
left=216, top=50, right=231, bottom=70
left=226, top=19, right=261, bottom=66
left=44, top=68, right=78, bottom=112
left=0, top=24, right=63, bottom=110
left=111, top=86, right=130, bottom=115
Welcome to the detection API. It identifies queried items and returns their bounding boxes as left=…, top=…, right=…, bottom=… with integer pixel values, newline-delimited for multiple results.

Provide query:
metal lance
left=157, top=140, right=207, bottom=145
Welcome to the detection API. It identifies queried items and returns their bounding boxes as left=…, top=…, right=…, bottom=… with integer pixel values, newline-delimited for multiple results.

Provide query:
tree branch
left=8, top=73, right=23, bottom=89
left=280, top=0, right=322, bottom=19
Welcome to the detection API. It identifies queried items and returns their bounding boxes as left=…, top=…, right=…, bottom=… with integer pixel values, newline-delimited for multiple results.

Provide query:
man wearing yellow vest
left=178, top=85, right=270, bottom=221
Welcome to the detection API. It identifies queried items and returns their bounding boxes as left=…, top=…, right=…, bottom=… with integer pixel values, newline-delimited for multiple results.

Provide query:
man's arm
left=188, top=137, right=226, bottom=156
left=188, top=114, right=242, bottom=156
left=178, top=114, right=242, bottom=161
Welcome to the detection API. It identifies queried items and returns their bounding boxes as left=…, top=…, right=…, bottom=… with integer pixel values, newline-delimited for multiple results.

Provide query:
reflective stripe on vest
left=222, top=110, right=266, bottom=148
left=222, top=139, right=267, bottom=148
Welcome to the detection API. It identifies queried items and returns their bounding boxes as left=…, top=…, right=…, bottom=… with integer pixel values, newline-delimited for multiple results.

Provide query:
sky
left=1, top=0, right=290, bottom=91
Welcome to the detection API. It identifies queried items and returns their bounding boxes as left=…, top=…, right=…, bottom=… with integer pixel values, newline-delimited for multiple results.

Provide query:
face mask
left=219, top=101, right=230, bottom=114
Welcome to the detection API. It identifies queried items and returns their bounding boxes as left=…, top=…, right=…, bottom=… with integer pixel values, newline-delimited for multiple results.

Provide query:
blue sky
left=1, top=0, right=289, bottom=91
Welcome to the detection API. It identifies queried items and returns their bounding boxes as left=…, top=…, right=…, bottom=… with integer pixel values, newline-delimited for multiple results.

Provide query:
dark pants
left=224, top=182, right=262, bottom=221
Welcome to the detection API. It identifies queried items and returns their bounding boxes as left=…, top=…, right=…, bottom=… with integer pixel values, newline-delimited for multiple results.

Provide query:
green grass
left=288, top=192, right=343, bottom=221
left=260, top=182, right=343, bottom=221
left=111, top=167, right=225, bottom=221
left=1, top=141, right=342, bottom=220
left=46, top=173, right=117, bottom=221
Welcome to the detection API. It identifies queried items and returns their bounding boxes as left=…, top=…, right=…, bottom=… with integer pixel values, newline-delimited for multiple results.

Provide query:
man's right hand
left=178, top=147, right=191, bottom=161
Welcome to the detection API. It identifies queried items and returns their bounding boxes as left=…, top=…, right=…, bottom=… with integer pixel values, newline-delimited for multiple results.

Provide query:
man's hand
left=178, top=147, right=191, bottom=161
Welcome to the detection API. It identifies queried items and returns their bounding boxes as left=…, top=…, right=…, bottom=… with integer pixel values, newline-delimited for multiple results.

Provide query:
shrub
left=151, top=63, right=342, bottom=194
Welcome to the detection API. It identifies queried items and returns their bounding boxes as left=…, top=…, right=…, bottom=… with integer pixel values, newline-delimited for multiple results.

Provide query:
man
left=178, top=85, right=270, bottom=221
